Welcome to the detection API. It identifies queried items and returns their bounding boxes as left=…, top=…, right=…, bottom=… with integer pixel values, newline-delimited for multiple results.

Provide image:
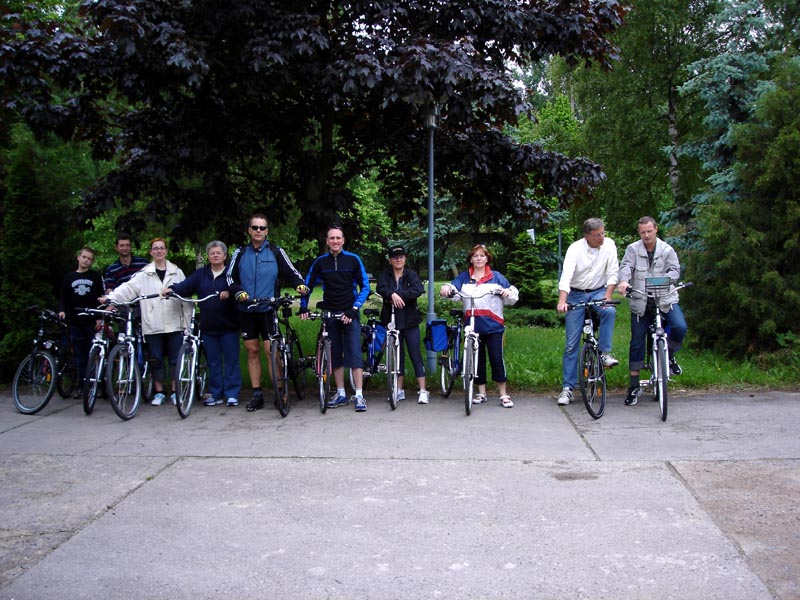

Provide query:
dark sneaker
left=246, top=393, right=265, bottom=412
left=625, top=386, right=640, bottom=406
left=326, top=394, right=349, bottom=409
left=669, top=355, right=682, bottom=376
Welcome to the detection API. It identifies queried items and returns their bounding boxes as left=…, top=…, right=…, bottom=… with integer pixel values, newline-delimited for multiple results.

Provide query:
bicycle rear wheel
left=463, top=338, right=476, bottom=416
left=288, top=334, right=306, bottom=400
left=56, top=347, right=77, bottom=399
left=107, top=344, right=142, bottom=420
left=656, top=338, right=669, bottom=421
left=579, top=342, right=606, bottom=419
left=386, top=336, right=399, bottom=410
left=271, top=342, right=290, bottom=417
left=83, top=345, right=104, bottom=415
left=175, top=342, right=197, bottom=419
left=13, top=351, right=57, bottom=414
left=317, top=339, right=332, bottom=414
left=195, top=346, right=208, bottom=402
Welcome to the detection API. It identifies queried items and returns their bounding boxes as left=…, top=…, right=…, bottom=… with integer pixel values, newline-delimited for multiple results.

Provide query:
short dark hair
left=249, top=213, right=269, bottom=227
left=115, top=232, right=133, bottom=244
left=638, top=216, right=657, bottom=228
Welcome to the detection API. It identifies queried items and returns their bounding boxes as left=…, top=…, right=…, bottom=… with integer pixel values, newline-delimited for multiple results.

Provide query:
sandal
left=500, top=395, right=514, bottom=408
left=473, top=393, right=487, bottom=404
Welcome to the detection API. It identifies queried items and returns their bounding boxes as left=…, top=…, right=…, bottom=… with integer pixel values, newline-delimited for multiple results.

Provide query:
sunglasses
left=250, top=225, right=268, bottom=231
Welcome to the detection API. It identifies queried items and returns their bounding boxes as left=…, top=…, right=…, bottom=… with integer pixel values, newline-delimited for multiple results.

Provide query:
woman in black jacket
left=375, top=245, right=430, bottom=404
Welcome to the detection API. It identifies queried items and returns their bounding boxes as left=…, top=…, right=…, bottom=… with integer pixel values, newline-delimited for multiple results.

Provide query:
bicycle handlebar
left=165, top=291, right=219, bottom=304
left=106, top=293, right=163, bottom=308
left=447, top=288, right=503, bottom=300
left=245, top=294, right=300, bottom=311
left=625, top=281, right=693, bottom=299
left=566, top=299, right=621, bottom=311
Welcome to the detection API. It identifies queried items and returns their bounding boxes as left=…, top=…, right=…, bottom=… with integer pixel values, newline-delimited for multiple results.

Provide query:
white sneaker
left=601, top=353, right=619, bottom=368
left=170, top=393, right=177, bottom=405
left=417, top=390, right=430, bottom=404
left=557, top=388, right=572, bottom=406
left=396, top=389, right=405, bottom=401
left=151, top=392, right=166, bottom=406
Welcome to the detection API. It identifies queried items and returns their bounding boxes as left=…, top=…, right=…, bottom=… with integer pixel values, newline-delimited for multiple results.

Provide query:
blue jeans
left=562, top=289, right=616, bottom=389
left=628, top=304, right=687, bottom=371
left=202, top=330, right=242, bottom=400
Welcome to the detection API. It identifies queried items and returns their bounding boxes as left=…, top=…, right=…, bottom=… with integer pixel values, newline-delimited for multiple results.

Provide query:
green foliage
left=504, top=308, right=560, bottom=329
left=505, top=232, right=546, bottom=308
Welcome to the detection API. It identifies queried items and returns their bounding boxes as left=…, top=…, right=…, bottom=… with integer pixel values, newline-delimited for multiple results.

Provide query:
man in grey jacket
left=617, top=216, right=688, bottom=406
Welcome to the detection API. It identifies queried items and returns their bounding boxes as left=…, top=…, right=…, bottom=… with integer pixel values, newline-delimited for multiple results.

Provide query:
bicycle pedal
left=377, top=364, right=387, bottom=373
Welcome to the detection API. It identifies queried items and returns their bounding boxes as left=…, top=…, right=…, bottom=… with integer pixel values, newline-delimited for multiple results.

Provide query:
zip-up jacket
left=446, top=266, right=519, bottom=335
left=227, top=240, right=304, bottom=313
left=618, top=238, right=681, bottom=317
left=375, top=267, right=424, bottom=329
left=300, top=250, right=370, bottom=313
left=169, top=266, right=239, bottom=335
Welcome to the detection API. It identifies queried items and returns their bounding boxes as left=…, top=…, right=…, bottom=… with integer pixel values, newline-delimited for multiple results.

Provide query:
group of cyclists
left=55, top=213, right=687, bottom=415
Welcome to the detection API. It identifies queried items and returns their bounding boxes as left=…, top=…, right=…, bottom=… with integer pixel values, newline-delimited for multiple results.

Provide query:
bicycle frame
left=81, top=307, right=118, bottom=415
left=384, top=305, right=401, bottom=409
left=307, top=308, right=344, bottom=414
left=438, top=309, right=464, bottom=398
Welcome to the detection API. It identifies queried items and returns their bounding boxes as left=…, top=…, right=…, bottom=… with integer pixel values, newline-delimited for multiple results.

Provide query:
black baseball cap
left=388, top=245, right=406, bottom=257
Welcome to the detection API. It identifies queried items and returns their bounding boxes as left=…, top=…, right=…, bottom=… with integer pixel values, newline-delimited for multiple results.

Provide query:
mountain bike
left=81, top=307, right=119, bottom=415
left=436, top=308, right=464, bottom=398
left=168, top=291, right=217, bottom=419
left=566, top=298, right=621, bottom=419
left=447, top=288, right=502, bottom=416
left=626, top=278, right=693, bottom=422
left=106, top=293, right=161, bottom=420
left=247, top=294, right=303, bottom=417
left=12, top=307, right=77, bottom=414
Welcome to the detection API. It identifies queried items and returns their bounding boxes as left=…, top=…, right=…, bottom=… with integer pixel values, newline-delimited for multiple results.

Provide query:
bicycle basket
left=424, top=320, right=449, bottom=352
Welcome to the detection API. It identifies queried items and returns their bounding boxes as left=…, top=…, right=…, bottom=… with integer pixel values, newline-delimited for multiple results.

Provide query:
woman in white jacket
left=106, top=238, right=192, bottom=406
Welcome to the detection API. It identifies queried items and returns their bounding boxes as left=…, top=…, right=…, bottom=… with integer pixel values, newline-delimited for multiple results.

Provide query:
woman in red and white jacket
left=440, top=244, right=518, bottom=408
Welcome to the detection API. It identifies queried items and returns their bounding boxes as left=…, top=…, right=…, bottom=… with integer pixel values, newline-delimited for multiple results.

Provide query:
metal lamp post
left=425, top=104, right=440, bottom=374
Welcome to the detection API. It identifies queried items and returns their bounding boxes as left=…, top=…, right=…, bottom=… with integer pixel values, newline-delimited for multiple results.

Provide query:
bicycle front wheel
left=463, top=338, right=476, bottom=416
left=656, top=338, right=669, bottom=421
left=579, top=342, right=606, bottom=419
left=271, top=342, right=290, bottom=417
left=13, top=351, right=57, bottom=414
left=83, top=345, right=104, bottom=415
left=288, top=334, right=306, bottom=400
left=317, top=339, right=332, bottom=414
left=439, top=350, right=455, bottom=397
left=386, top=336, right=399, bottom=410
left=175, top=342, right=197, bottom=419
left=107, top=344, right=141, bottom=421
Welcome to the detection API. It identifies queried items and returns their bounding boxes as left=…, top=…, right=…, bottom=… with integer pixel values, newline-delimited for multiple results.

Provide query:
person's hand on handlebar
left=616, top=281, right=630, bottom=296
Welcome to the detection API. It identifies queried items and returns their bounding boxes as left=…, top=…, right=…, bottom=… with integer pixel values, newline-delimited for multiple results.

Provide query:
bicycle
left=168, top=291, right=217, bottom=419
left=306, top=305, right=346, bottom=414
left=246, top=294, right=303, bottom=418
left=436, top=308, right=465, bottom=398
left=349, top=307, right=386, bottom=392
left=446, top=288, right=502, bottom=416
left=12, top=306, right=78, bottom=414
left=566, top=298, right=621, bottom=419
left=626, top=278, right=693, bottom=421
left=105, top=293, right=162, bottom=420
left=81, top=307, right=119, bottom=416
left=383, top=304, right=401, bottom=410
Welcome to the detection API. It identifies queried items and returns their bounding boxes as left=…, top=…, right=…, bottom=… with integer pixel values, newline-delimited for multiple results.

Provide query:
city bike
left=306, top=306, right=346, bottom=414
left=626, top=278, right=693, bottom=422
left=81, top=307, right=119, bottom=415
left=169, top=292, right=217, bottom=419
left=247, top=294, right=304, bottom=417
left=566, top=298, right=621, bottom=419
left=447, top=288, right=502, bottom=416
left=106, top=293, right=161, bottom=420
left=383, top=305, right=401, bottom=410
left=12, top=306, right=77, bottom=414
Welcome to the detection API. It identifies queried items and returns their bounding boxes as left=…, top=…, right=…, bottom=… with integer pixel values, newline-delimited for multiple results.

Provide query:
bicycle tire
left=13, top=351, right=57, bottom=414
left=107, top=344, right=142, bottom=420
left=317, top=339, right=332, bottom=414
left=439, top=350, right=455, bottom=397
left=195, top=346, right=208, bottom=403
left=656, top=338, right=669, bottom=421
left=288, top=334, right=306, bottom=400
left=579, top=342, right=606, bottom=419
left=271, top=342, right=290, bottom=417
left=83, top=345, right=104, bottom=415
left=56, top=348, right=77, bottom=399
left=175, top=342, right=197, bottom=419
left=463, top=337, right=476, bottom=416
left=386, top=334, right=399, bottom=410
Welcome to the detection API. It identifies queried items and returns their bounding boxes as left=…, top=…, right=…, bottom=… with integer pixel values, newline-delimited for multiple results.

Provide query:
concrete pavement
left=0, top=387, right=798, bottom=599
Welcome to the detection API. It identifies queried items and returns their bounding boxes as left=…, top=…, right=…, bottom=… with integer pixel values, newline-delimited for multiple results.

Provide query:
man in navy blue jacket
left=299, top=225, right=371, bottom=412
left=227, top=214, right=308, bottom=412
